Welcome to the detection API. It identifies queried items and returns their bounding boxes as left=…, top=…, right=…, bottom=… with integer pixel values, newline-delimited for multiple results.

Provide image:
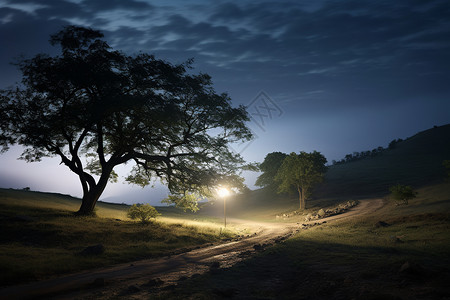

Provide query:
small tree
left=127, top=204, right=160, bottom=224
left=389, top=184, right=417, bottom=205
left=275, top=151, right=327, bottom=210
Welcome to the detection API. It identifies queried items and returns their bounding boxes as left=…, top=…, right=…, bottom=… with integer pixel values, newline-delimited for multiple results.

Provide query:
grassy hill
left=0, top=189, right=130, bottom=219
left=0, top=189, right=235, bottom=286
left=318, top=124, right=450, bottom=199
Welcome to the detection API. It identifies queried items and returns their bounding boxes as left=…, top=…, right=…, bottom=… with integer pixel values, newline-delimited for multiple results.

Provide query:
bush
left=127, top=204, right=160, bottom=224
left=389, top=184, right=417, bottom=205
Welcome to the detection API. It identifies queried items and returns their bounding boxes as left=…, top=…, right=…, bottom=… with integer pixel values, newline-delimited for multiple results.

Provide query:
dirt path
left=0, top=198, right=384, bottom=299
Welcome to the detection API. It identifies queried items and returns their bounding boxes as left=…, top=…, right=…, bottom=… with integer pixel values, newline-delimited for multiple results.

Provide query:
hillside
left=0, top=189, right=130, bottom=219
left=0, top=189, right=235, bottom=287
left=220, top=124, right=450, bottom=217
left=317, top=124, right=450, bottom=199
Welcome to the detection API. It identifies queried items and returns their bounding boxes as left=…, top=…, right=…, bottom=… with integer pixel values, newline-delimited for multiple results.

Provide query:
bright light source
left=217, top=187, right=230, bottom=198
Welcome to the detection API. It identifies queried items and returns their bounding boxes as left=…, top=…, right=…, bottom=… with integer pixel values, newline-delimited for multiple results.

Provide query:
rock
left=79, top=244, right=105, bottom=256
left=375, top=221, right=390, bottom=228
left=253, top=244, right=264, bottom=251
left=318, top=209, right=326, bottom=217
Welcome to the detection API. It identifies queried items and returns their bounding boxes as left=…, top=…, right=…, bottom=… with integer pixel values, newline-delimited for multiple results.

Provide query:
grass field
left=154, top=182, right=450, bottom=299
left=0, top=188, right=236, bottom=286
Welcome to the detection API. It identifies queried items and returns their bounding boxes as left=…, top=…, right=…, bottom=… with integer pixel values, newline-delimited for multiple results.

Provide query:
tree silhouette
left=0, top=26, right=252, bottom=215
left=275, top=151, right=327, bottom=210
left=255, top=152, right=287, bottom=191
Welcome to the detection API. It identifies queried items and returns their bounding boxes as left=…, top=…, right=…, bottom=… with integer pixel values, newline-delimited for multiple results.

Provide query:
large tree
left=275, top=151, right=327, bottom=210
left=255, top=152, right=287, bottom=191
left=0, top=26, right=252, bottom=215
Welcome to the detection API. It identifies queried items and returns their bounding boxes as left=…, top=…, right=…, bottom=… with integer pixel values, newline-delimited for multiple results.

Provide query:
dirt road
left=0, top=198, right=384, bottom=299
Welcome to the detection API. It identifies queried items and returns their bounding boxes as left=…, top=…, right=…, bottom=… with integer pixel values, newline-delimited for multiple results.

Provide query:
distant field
left=0, top=188, right=236, bottom=286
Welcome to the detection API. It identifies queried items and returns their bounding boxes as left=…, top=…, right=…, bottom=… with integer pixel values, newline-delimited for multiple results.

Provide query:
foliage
left=332, top=137, right=403, bottom=165
left=275, top=151, right=327, bottom=210
left=0, top=26, right=252, bottom=215
left=388, top=138, right=404, bottom=150
left=162, top=193, right=202, bottom=212
left=332, top=146, right=386, bottom=165
left=389, top=184, right=417, bottom=205
left=127, top=203, right=160, bottom=223
left=255, top=152, right=288, bottom=190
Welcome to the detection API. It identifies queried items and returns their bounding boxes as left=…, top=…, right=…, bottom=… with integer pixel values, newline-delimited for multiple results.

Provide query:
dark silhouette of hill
left=317, top=124, right=450, bottom=198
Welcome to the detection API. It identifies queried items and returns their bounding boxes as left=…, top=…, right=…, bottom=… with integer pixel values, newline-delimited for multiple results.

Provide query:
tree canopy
left=0, top=26, right=252, bottom=215
left=255, top=152, right=288, bottom=190
left=275, top=151, right=327, bottom=210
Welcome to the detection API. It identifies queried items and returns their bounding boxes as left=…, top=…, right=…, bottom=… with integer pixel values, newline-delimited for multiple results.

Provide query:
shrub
left=389, top=184, right=417, bottom=205
left=127, top=204, right=160, bottom=224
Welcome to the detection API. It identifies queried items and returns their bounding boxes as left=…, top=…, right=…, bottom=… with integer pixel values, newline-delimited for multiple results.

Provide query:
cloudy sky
left=1, top=0, right=449, bottom=204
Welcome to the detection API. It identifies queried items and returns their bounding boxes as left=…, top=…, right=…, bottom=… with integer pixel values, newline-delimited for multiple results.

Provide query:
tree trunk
left=76, top=171, right=111, bottom=216
left=77, top=191, right=101, bottom=215
left=298, top=186, right=304, bottom=210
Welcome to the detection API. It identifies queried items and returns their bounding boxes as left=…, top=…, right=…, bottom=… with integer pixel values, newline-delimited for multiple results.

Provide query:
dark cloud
left=1, top=0, right=449, bottom=112
left=35, top=0, right=88, bottom=19
left=81, top=0, right=153, bottom=11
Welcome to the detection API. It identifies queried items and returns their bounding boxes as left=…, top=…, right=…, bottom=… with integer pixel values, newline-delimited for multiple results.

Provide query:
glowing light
left=217, top=187, right=230, bottom=198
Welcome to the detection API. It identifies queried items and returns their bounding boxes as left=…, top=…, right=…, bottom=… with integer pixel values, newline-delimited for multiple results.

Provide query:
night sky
left=1, top=0, right=449, bottom=204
